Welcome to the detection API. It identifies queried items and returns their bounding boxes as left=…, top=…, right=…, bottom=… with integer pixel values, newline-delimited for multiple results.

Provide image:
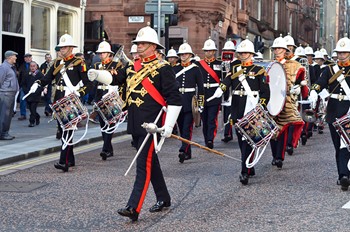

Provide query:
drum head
left=266, top=62, right=286, bottom=116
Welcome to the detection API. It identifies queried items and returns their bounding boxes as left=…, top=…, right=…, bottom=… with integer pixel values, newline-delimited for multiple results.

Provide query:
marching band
left=25, top=25, right=350, bottom=221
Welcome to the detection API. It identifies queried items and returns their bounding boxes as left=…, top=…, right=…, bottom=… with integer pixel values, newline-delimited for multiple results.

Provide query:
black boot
left=117, top=206, right=139, bottom=221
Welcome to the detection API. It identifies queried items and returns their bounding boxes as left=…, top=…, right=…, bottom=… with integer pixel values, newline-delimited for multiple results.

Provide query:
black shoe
left=239, top=174, right=249, bottom=185
left=340, top=176, right=350, bottom=191
left=184, top=153, right=192, bottom=160
left=56, top=130, right=62, bottom=140
left=307, top=131, right=313, bottom=138
left=286, top=146, right=293, bottom=155
left=207, top=141, right=214, bottom=149
left=28, top=123, right=35, bottom=127
left=44, top=111, right=49, bottom=116
left=54, top=163, right=68, bottom=172
left=36, top=117, right=40, bottom=125
left=178, top=152, right=185, bottom=163
left=100, top=151, right=113, bottom=161
left=18, top=115, right=26, bottom=121
left=221, top=137, right=233, bottom=143
left=318, top=128, right=324, bottom=134
left=275, top=159, right=283, bottom=169
left=117, top=206, right=139, bottom=221
left=301, top=135, right=307, bottom=146
left=0, top=135, right=15, bottom=140
left=149, top=201, right=171, bottom=213
left=271, top=158, right=277, bottom=166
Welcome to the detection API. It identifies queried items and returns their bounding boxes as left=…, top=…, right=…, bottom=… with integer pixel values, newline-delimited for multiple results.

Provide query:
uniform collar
left=181, top=61, right=191, bottom=67
left=276, top=57, right=286, bottom=64
left=204, top=57, right=215, bottom=63
left=64, top=54, right=75, bottom=61
left=338, top=60, right=350, bottom=67
left=142, top=54, right=157, bottom=63
left=102, top=58, right=111, bottom=65
left=285, top=53, right=294, bottom=60
left=241, top=60, right=253, bottom=67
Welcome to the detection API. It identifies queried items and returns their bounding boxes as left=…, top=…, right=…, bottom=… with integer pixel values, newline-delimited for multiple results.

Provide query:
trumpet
left=112, top=45, right=132, bottom=68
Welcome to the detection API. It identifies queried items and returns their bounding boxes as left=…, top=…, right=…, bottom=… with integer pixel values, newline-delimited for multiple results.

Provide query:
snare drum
left=50, top=94, right=88, bottom=130
left=333, top=114, right=350, bottom=151
left=94, top=92, right=125, bottom=125
left=235, top=104, right=279, bottom=147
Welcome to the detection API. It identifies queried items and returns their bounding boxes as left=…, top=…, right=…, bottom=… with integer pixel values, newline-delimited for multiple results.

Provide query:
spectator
left=17, top=53, right=32, bottom=120
left=40, top=53, right=53, bottom=116
left=0, top=50, right=19, bottom=140
left=22, top=61, right=43, bottom=127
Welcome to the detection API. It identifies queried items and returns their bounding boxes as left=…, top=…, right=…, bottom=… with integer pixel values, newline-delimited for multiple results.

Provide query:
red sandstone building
left=85, top=0, right=346, bottom=59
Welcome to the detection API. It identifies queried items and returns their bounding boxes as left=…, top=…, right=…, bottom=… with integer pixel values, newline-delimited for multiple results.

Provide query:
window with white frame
left=274, top=0, right=279, bottom=30
left=31, top=5, right=50, bottom=50
left=57, top=10, right=72, bottom=41
left=2, top=0, right=23, bottom=33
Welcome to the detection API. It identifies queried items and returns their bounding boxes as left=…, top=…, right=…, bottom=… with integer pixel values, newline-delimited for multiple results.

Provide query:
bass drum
left=255, top=61, right=287, bottom=116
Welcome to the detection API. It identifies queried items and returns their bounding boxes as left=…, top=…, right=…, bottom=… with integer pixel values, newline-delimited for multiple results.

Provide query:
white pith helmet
left=130, top=44, right=138, bottom=54
left=57, top=34, right=77, bottom=48
left=284, top=33, right=297, bottom=48
left=255, top=52, right=263, bottom=60
left=166, top=47, right=178, bottom=58
left=332, top=51, right=338, bottom=58
left=304, top=45, right=314, bottom=56
left=333, top=37, right=350, bottom=53
left=271, top=35, right=290, bottom=52
left=319, top=48, right=329, bottom=56
left=222, top=40, right=236, bottom=51
left=314, top=50, right=325, bottom=60
left=132, top=24, right=164, bottom=49
left=295, top=45, right=306, bottom=57
left=178, top=41, right=194, bottom=56
left=96, top=41, right=114, bottom=54
left=202, top=37, right=217, bottom=51
left=236, top=38, right=255, bottom=54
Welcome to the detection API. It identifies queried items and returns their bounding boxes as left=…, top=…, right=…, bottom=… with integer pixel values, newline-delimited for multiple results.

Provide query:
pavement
left=0, top=104, right=127, bottom=166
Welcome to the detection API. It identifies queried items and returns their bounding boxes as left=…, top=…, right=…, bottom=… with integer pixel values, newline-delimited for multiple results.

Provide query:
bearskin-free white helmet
left=178, top=42, right=195, bottom=56
left=166, top=47, right=178, bottom=58
left=333, top=37, right=350, bottom=53
left=222, top=40, right=236, bottom=51
left=57, top=34, right=77, bottom=48
left=332, top=51, right=338, bottom=58
left=132, top=25, right=164, bottom=49
left=304, top=45, right=314, bottom=56
left=272, top=35, right=290, bottom=52
left=295, top=46, right=306, bottom=57
left=96, top=41, right=114, bottom=54
left=314, top=50, right=325, bottom=60
left=319, top=48, right=329, bottom=56
left=284, top=33, right=297, bottom=48
left=129, top=44, right=138, bottom=54
left=236, top=39, right=255, bottom=54
left=202, top=37, right=217, bottom=51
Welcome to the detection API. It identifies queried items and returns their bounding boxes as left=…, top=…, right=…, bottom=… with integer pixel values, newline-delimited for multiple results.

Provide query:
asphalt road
left=1, top=125, right=350, bottom=231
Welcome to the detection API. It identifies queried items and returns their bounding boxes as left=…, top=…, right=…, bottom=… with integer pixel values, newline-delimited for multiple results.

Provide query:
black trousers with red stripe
left=58, top=125, right=75, bottom=165
left=270, top=129, right=287, bottom=161
left=177, top=111, right=194, bottom=155
left=127, top=135, right=171, bottom=213
left=202, top=104, right=220, bottom=144
left=236, top=130, right=255, bottom=175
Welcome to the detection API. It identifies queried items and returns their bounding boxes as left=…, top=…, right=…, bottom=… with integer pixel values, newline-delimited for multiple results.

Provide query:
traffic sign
left=145, top=2, right=176, bottom=14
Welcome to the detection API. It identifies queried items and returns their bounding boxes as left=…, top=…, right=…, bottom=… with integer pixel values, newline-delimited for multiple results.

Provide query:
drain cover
left=0, top=181, right=47, bottom=192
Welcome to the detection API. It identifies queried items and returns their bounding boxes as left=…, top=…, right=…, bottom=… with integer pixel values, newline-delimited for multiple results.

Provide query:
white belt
left=179, top=87, right=196, bottom=93
left=232, top=90, right=259, bottom=96
left=330, top=93, right=350, bottom=101
left=204, top=83, right=219, bottom=88
left=97, top=85, right=109, bottom=90
left=56, top=85, right=79, bottom=92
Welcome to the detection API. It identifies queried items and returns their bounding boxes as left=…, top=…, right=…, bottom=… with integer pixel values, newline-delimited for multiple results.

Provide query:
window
left=257, top=0, right=262, bottom=20
left=2, top=0, right=23, bottom=33
left=57, top=10, right=73, bottom=41
left=31, top=5, right=50, bottom=50
left=274, top=0, right=279, bottom=30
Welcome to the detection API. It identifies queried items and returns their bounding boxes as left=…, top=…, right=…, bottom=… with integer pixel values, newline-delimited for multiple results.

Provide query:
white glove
left=290, top=85, right=301, bottom=95
left=160, top=105, right=182, bottom=138
left=207, top=87, right=223, bottom=102
left=30, top=82, right=40, bottom=93
left=308, top=90, right=318, bottom=109
left=88, top=70, right=113, bottom=85
left=198, top=106, right=204, bottom=113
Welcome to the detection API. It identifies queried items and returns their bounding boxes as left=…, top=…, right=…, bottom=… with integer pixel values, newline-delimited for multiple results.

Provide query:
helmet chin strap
left=138, top=44, right=152, bottom=55
left=339, top=53, right=350, bottom=62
